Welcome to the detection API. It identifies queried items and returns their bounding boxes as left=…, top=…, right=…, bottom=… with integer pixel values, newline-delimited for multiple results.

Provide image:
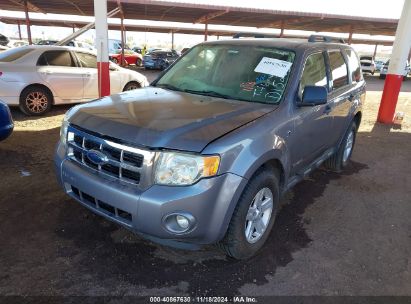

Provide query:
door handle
left=323, top=105, right=332, bottom=115
left=83, top=73, right=91, bottom=77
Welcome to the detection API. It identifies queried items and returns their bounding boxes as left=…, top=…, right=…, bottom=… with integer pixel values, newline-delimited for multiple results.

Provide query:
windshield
left=155, top=44, right=295, bottom=104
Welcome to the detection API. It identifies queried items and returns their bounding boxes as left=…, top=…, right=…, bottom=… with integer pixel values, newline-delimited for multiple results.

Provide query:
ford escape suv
left=55, top=36, right=365, bottom=259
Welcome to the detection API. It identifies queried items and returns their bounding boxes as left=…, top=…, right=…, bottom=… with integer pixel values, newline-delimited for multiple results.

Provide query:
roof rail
left=308, top=35, right=346, bottom=44
left=233, top=32, right=271, bottom=39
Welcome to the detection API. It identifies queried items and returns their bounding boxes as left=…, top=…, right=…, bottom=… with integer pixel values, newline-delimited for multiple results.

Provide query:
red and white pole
left=94, top=0, right=110, bottom=97
left=377, top=0, right=411, bottom=124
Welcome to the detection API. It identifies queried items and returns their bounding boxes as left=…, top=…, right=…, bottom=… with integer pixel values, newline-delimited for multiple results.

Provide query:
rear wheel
left=112, top=57, right=119, bottom=64
left=325, top=121, right=357, bottom=172
left=218, top=168, right=280, bottom=260
left=19, top=86, right=52, bottom=116
left=136, top=58, right=143, bottom=67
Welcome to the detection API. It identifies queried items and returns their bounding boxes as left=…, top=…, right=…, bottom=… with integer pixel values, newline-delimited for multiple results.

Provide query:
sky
left=0, top=0, right=406, bottom=54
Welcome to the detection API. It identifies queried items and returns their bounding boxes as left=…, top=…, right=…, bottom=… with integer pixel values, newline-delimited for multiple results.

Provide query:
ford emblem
left=86, top=149, right=109, bottom=165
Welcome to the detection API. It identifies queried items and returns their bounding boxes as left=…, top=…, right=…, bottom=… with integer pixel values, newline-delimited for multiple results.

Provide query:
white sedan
left=0, top=45, right=149, bottom=115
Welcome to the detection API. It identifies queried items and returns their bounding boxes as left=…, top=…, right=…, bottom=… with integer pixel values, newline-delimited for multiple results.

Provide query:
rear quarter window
left=345, top=49, right=363, bottom=83
left=37, top=50, right=76, bottom=67
left=328, top=51, right=349, bottom=90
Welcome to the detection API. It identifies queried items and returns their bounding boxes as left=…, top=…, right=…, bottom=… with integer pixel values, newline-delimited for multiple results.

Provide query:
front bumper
left=55, top=142, right=246, bottom=246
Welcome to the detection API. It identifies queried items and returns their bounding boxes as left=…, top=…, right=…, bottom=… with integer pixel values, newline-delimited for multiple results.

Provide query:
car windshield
left=0, top=48, right=33, bottom=62
left=155, top=44, right=295, bottom=104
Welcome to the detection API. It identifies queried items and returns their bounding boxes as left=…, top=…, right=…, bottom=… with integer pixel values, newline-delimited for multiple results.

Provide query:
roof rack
left=233, top=32, right=274, bottom=39
left=308, top=35, right=346, bottom=44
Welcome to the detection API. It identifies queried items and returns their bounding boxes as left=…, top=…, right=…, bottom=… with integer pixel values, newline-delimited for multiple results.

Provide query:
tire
left=217, top=168, right=280, bottom=260
left=123, top=81, right=141, bottom=92
left=325, top=121, right=357, bottom=172
left=19, top=85, right=52, bottom=116
left=136, top=58, right=143, bottom=67
left=112, top=58, right=119, bottom=64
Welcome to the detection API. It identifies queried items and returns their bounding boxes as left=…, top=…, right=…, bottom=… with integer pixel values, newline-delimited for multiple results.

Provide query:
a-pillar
left=23, top=0, right=32, bottom=45
left=377, top=0, right=411, bottom=123
left=373, top=44, right=378, bottom=59
left=94, top=0, right=110, bottom=97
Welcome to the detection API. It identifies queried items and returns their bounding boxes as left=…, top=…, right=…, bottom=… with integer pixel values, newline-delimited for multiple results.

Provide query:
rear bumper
left=55, top=142, right=246, bottom=246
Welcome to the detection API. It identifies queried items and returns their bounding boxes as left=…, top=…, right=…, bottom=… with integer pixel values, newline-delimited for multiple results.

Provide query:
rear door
left=290, top=51, right=334, bottom=174
left=326, top=50, right=354, bottom=144
left=37, top=50, right=83, bottom=101
left=74, top=51, right=122, bottom=99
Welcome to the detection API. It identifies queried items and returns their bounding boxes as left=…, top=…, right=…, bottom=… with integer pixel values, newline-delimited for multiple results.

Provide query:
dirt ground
left=0, top=74, right=410, bottom=298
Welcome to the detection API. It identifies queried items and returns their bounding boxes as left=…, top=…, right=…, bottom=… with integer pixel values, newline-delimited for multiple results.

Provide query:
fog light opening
left=163, top=212, right=196, bottom=234
left=176, top=215, right=189, bottom=229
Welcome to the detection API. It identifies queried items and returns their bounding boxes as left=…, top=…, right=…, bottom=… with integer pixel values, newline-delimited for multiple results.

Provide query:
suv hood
left=69, top=87, right=276, bottom=152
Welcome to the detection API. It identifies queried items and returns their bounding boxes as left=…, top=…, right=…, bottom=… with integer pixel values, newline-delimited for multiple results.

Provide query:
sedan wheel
left=25, top=91, right=49, bottom=114
left=19, top=86, right=52, bottom=116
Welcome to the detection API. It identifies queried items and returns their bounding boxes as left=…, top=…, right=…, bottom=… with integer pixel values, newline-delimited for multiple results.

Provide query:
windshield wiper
left=183, top=89, right=232, bottom=99
left=154, top=83, right=182, bottom=92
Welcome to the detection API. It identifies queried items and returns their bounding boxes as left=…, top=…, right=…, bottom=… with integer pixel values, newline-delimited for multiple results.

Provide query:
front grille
left=67, top=125, right=154, bottom=187
left=70, top=185, right=132, bottom=224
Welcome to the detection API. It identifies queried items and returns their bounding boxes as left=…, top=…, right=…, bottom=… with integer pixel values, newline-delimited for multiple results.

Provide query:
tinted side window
left=299, top=52, right=328, bottom=99
left=76, top=52, right=97, bottom=68
left=328, top=51, right=348, bottom=90
left=345, top=49, right=363, bottom=83
left=37, top=51, right=75, bottom=67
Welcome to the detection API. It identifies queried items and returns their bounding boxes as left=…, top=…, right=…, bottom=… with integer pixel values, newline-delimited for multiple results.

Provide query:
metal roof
left=0, top=15, right=394, bottom=46
left=0, top=0, right=399, bottom=36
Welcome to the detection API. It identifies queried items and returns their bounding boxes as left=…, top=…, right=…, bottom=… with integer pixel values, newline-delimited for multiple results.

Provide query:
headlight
left=154, top=152, right=220, bottom=186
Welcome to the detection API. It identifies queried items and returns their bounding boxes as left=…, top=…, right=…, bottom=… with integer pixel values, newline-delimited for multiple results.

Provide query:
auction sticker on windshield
left=254, top=57, right=292, bottom=78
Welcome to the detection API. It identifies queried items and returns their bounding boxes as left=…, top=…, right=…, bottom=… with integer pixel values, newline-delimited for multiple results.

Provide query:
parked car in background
left=360, top=56, right=376, bottom=75
left=379, top=60, right=410, bottom=79
left=0, top=34, right=9, bottom=46
left=0, top=100, right=13, bottom=141
left=56, top=37, right=365, bottom=259
left=0, top=46, right=148, bottom=115
left=0, top=45, right=9, bottom=52
left=374, top=59, right=386, bottom=72
left=7, top=40, right=29, bottom=48
left=36, top=40, right=58, bottom=45
left=181, top=47, right=191, bottom=54
left=36, top=40, right=95, bottom=51
left=108, top=39, right=132, bottom=54
left=132, top=46, right=143, bottom=54
left=143, top=49, right=180, bottom=70
left=109, top=49, right=143, bottom=66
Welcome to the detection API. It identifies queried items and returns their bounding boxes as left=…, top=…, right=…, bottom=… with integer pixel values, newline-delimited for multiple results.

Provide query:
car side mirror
left=300, top=85, right=328, bottom=106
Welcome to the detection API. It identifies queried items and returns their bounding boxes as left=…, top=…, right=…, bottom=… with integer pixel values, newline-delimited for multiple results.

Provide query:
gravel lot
left=0, top=73, right=410, bottom=298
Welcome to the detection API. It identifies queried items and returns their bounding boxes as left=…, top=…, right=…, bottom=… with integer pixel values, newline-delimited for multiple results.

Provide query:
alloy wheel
left=244, top=187, right=274, bottom=244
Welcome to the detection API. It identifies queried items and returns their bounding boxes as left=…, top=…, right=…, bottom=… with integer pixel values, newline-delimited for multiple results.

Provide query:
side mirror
left=300, top=85, right=328, bottom=106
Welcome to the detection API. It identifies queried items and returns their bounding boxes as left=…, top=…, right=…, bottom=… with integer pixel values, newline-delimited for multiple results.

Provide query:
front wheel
left=325, top=121, right=357, bottom=172
left=218, top=168, right=280, bottom=259
left=136, top=58, right=143, bottom=67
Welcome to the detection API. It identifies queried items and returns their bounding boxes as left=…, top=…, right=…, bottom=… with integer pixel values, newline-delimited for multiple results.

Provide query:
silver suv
left=55, top=36, right=365, bottom=259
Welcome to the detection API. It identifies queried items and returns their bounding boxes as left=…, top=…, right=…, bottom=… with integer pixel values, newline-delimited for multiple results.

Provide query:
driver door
left=289, top=51, right=334, bottom=175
